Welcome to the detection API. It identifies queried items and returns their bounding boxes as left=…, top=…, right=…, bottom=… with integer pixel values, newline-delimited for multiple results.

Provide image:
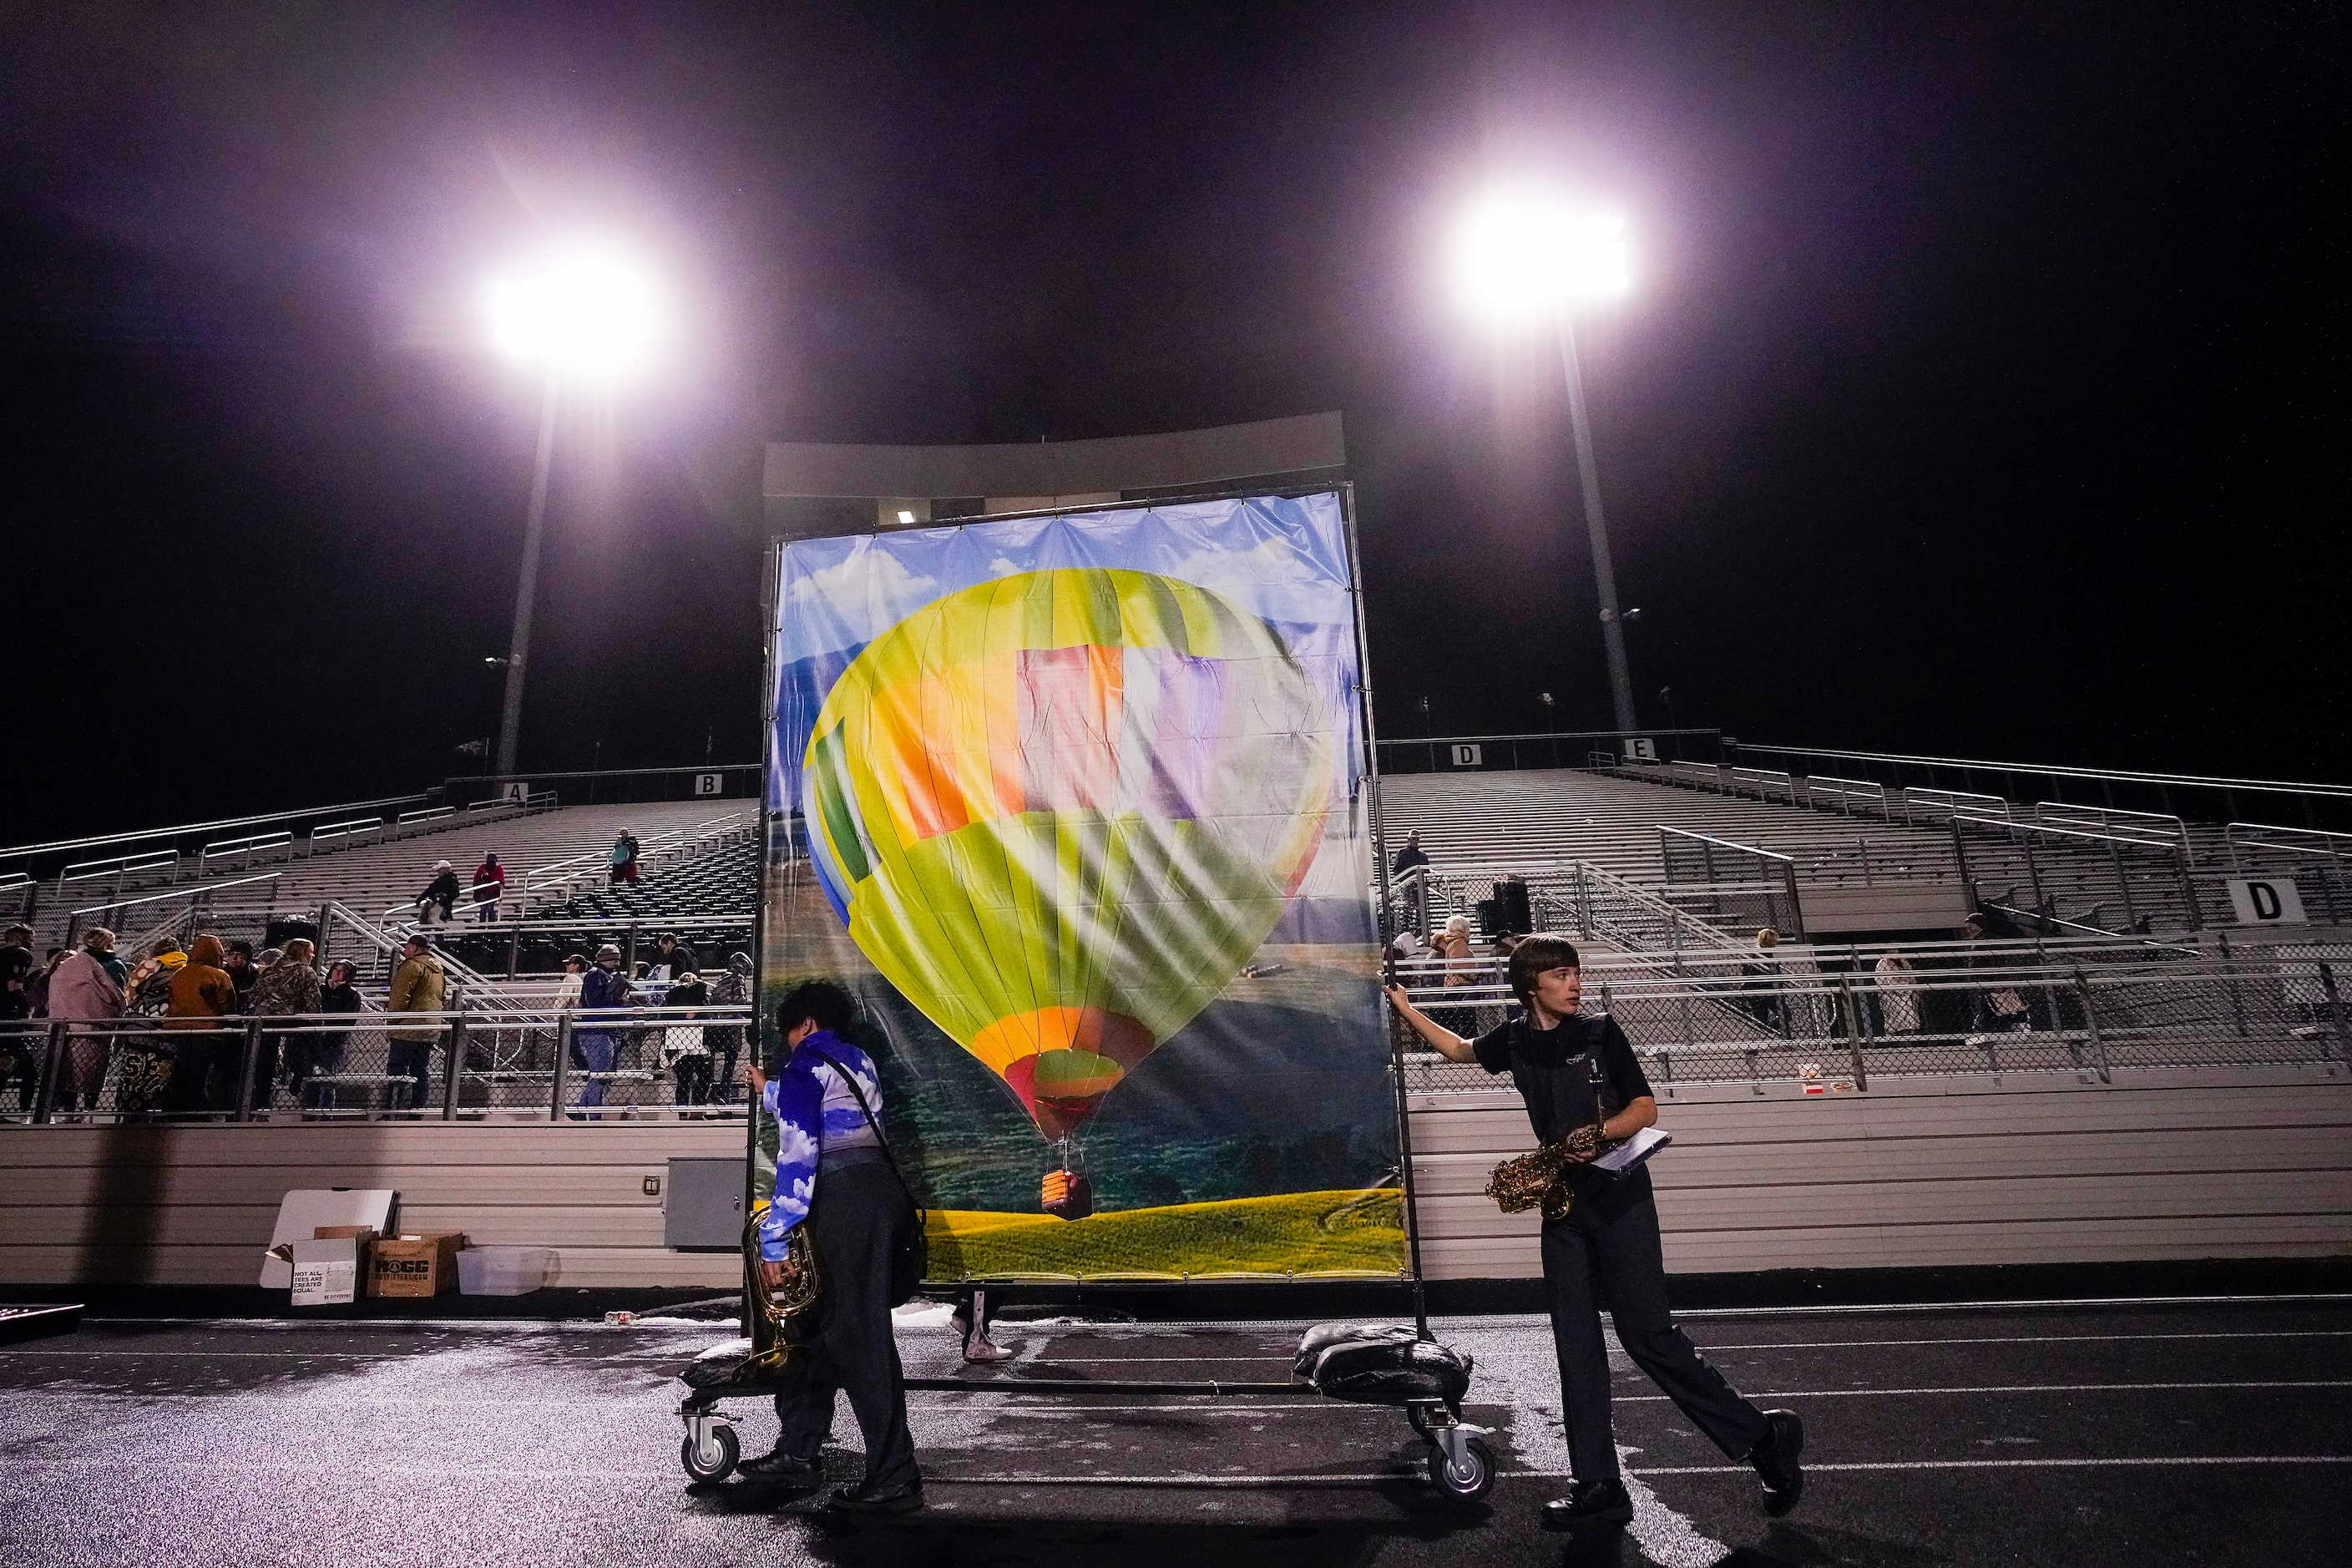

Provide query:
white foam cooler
left=457, top=1247, right=555, bottom=1296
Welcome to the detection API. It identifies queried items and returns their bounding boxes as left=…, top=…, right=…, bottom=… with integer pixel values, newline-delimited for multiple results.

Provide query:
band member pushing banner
left=1385, top=933, right=1806, bottom=1530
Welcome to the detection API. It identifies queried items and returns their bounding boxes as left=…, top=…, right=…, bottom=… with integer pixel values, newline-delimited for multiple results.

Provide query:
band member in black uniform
left=1386, top=933, right=1805, bottom=1529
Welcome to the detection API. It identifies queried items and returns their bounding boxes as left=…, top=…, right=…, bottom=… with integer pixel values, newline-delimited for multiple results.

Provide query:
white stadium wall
left=3, top=1066, right=2347, bottom=1287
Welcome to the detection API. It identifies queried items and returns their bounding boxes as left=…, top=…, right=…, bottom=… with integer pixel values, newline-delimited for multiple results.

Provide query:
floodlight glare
left=1449, top=190, right=1631, bottom=324
left=486, top=244, right=665, bottom=375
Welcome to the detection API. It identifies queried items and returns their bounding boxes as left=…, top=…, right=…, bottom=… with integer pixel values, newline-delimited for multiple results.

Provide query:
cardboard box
left=259, top=1189, right=398, bottom=1289
left=290, top=1230, right=375, bottom=1306
left=369, top=1232, right=468, bottom=1298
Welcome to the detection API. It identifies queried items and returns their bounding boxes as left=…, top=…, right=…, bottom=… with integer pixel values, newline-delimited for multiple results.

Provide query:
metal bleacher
left=43, top=800, right=753, bottom=975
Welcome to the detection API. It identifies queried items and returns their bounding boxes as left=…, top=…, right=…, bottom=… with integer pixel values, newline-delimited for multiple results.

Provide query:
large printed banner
left=761, top=493, right=1403, bottom=1280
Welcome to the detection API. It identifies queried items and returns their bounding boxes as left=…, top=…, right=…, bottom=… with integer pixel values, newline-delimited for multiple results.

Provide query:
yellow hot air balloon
left=802, top=568, right=1333, bottom=1140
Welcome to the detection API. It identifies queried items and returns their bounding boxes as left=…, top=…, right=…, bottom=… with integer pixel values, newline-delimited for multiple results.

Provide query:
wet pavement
left=2, top=1297, right=2347, bottom=1565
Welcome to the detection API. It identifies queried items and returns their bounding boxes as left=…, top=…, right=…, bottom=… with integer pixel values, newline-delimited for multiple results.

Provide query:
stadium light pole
left=483, top=244, right=664, bottom=784
left=1450, top=190, right=1640, bottom=734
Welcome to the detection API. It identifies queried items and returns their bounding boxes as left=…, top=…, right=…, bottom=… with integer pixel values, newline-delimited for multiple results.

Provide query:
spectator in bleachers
left=473, top=853, right=507, bottom=922
left=47, top=928, right=126, bottom=1116
left=386, top=934, right=446, bottom=1111
left=114, top=939, right=185, bottom=1117
left=1872, top=953, right=1920, bottom=1034
left=250, top=938, right=321, bottom=1115
left=609, top=831, right=641, bottom=887
left=417, top=861, right=463, bottom=925
left=160, top=933, right=238, bottom=1115
left=0, top=925, right=34, bottom=1105
left=554, top=953, right=588, bottom=1011
left=296, top=960, right=363, bottom=1112
left=221, top=940, right=260, bottom=1014
left=1390, top=831, right=1430, bottom=878
left=1739, top=928, right=1787, bottom=1034
left=663, top=971, right=713, bottom=1110
left=650, top=931, right=698, bottom=985
left=574, top=943, right=630, bottom=1115
left=709, top=952, right=752, bottom=1103
left=28, top=947, right=66, bottom=1018
left=1428, top=914, right=1479, bottom=1036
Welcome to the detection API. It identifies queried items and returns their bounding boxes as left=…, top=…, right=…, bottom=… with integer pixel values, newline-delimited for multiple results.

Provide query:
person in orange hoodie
left=160, top=933, right=238, bottom=1115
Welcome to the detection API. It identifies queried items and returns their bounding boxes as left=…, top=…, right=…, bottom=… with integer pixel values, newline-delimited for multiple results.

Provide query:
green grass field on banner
left=924, top=1186, right=1404, bottom=1279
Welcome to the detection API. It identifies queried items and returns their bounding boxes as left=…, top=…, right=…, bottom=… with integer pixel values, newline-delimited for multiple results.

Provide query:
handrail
left=200, top=830, right=294, bottom=862
left=1953, top=814, right=2178, bottom=852
left=2033, top=802, right=2186, bottom=847
left=1733, top=742, right=2352, bottom=802
left=70, top=868, right=286, bottom=918
left=61, top=850, right=180, bottom=884
left=397, top=806, right=454, bottom=827
left=309, top=816, right=385, bottom=847
left=1657, top=826, right=1798, bottom=866
left=2223, top=822, right=2352, bottom=867
left=0, top=791, right=433, bottom=865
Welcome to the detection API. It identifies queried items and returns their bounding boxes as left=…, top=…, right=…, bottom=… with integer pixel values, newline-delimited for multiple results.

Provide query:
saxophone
left=1485, top=1051, right=1617, bottom=1219
left=741, top=1215, right=821, bottom=1376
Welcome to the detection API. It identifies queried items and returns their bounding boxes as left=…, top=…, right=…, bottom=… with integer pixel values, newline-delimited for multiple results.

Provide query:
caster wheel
left=680, top=1422, right=739, bottom=1483
left=1427, top=1434, right=1496, bottom=1502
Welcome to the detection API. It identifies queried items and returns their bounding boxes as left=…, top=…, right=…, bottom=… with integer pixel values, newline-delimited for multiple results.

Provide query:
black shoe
left=1751, top=1409, right=1804, bottom=1514
left=1542, top=1478, right=1633, bottom=1530
left=741, top=1449, right=822, bottom=1484
left=826, top=1481, right=925, bottom=1515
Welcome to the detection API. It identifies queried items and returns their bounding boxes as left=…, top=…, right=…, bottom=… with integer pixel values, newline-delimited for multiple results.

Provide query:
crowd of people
left=0, top=912, right=751, bottom=1119
left=0, top=922, right=372, bottom=1118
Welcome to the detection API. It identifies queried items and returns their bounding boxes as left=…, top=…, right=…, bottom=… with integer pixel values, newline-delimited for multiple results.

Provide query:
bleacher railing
left=1395, top=943, right=2352, bottom=1095
left=517, top=812, right=751, bottom=910
left=1659, top=828, right=1808, bottom=940
left=1724, top=742, right=2352, bottom=836
left=0, top=1002, right=756, bottom=1125
left=1376, top=728, right=1725, bottom=776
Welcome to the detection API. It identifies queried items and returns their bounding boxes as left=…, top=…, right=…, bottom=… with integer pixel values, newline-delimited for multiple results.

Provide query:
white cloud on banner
left=785, top=546, right=939, bottom=621
left=1166, top=534, right=1346, bottom=625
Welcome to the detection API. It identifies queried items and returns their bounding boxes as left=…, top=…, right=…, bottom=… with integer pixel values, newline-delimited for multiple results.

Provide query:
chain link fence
left=0, top=1004, right=756, bottom=1124
left=1398, top=948, right=2352, bottom=1094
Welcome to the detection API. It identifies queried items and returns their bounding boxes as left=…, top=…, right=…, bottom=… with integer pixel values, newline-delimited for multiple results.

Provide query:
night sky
left=3, top=3, right=2342, bottom=847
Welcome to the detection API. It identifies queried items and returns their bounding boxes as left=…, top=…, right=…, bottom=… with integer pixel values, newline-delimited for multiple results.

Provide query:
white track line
left=1620, top=1456, right=2352, bottom=1474
left=1692, top=1330, right=2352, bottom=1350
left=1671, top=1293, right=2352, bottom=1320
left=1614, top=1380, right=2352, bottom=1402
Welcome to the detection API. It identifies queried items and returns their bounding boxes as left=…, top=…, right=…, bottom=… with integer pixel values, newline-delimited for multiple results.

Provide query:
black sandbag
left=1294, top=1322, right=1473, bottom=1406
left=1292, top=1321, right=1411, bottom=1380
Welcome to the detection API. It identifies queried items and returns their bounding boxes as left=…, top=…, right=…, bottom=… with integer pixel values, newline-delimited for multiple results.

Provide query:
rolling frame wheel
left=1419, top=1409, right=1496, bottom=1503
left=680, top=1410, right=740, bottom=1483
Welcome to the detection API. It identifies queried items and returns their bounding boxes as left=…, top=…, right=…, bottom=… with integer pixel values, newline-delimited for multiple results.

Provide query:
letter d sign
left=2226, top=877, right=2306, bottom=926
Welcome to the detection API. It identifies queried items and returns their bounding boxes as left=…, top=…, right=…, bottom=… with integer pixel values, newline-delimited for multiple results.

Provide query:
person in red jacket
left=473, top=853, right=508, bottom=922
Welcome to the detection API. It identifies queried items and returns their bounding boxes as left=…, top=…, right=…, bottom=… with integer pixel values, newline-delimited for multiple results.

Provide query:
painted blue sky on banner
left=768, top=492, right=1362, bottom=817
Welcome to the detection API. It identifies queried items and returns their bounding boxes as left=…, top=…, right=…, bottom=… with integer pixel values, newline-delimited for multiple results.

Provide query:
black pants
left=159, top=1033, right=225, bottom=1115
left=1542, top=1192, right=1768, bottom=1485
left=771, top=1149, right=920, bottom=1491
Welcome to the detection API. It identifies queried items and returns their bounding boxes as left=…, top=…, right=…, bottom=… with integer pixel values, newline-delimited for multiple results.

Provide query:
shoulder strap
left=807, top=1046, right=920, bottom=1206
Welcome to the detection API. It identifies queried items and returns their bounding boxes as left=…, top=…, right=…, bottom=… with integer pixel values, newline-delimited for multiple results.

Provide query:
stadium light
left=1449, top=186, right=1641, bottom=734
left=485, top=244, right=665, bottom=377
left=1449, top=190, right=1630, bottom=326
left=481, top=240, right=669, bottom=782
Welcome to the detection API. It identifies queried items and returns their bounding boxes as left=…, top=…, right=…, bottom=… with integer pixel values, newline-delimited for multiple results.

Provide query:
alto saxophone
left=1486, top=1050, right=1618, bottom=1220
left=741, top=1215, right=821, bottom=1376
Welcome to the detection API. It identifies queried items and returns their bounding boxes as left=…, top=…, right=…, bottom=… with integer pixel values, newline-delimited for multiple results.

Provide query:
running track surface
left=2, top=1297, right=2344, bottom=1565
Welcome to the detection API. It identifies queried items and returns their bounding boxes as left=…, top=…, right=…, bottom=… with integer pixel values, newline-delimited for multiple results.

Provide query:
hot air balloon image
left=800, top=567, right=1334, bottom=1186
